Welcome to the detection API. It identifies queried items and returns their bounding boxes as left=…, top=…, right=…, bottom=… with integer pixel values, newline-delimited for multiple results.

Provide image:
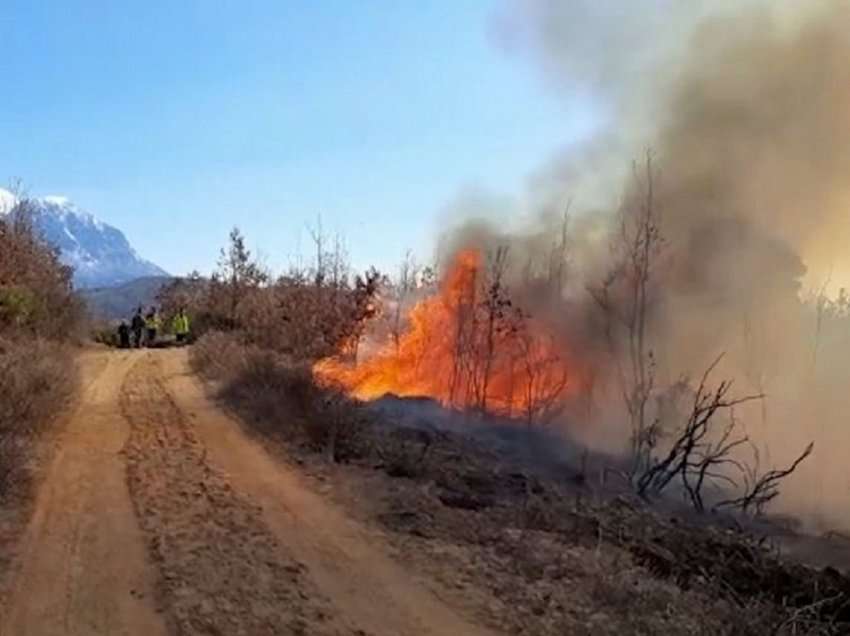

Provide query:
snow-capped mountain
left=0, top=188, right=17, bottom=214
left=0, top=190, right=169, bottom=288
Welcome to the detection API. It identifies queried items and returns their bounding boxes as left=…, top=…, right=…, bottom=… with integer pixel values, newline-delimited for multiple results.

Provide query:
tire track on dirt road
left=3, top=347, right=500, bottom=636
left=119, top=353, right=347, bottom=636
left=160, top=348, right=499, bottom=636
left=1, top=350, right=167, bottom=636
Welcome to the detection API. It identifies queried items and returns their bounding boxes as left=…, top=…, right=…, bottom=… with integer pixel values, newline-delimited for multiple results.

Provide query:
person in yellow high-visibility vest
left=144, top=308, right=161, bottom=347
left=172, top=308, right=191, bottom=344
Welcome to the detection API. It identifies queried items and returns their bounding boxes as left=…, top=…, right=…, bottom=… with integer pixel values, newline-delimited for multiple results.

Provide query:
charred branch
left=715, top=441, right=814, bottom=516
left=636, top=354, right=763, bottom=511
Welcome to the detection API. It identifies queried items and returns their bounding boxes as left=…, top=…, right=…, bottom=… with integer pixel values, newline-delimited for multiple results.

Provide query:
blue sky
left=1, top=1, right=598, bottom=276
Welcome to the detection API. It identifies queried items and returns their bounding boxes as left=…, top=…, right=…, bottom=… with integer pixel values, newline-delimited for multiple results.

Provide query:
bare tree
left=811, top=275, right=832, bottom=370
left=445, top=246, right=529, bottom=414
left=447, top=255, right=478, bottom=407
left=589, top=152, right=665, bottom=480
left=517, top=327, right=570, bottom=426
left=547, top=202, right=571, bottom=296
left=633, top=353, right=811, bottom=515
left=636, top=355, right=762, bottom=507
left=475, top=246, right=512, bottom=412
left=390, top=250, right=418, bottom=357
left=308, top=215, right=327, bottom=288
left=212, top=227, right=268, bottom=329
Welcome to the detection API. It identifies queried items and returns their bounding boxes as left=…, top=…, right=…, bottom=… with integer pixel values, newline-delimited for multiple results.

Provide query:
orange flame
left=315, top=249, right=572, bottom=421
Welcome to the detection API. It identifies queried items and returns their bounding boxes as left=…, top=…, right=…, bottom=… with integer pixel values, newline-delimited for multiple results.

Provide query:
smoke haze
left=435, top=1, right=850, bottom=529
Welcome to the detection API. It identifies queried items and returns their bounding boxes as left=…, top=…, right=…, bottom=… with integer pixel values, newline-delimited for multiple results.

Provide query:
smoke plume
left=437, top=1, right=850, bottom=529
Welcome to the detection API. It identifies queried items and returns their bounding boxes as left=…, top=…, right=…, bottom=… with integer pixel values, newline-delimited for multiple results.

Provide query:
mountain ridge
left=79, top=275, right=175, bottom=320
left=0, top=189, right=168, bottom=288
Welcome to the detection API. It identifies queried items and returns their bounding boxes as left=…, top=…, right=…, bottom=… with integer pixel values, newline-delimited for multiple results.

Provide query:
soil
left=0, top=349, right=103, bottom=611
left=4, top=345, right=846, bottom=635
left=0, top=348, right=496, bottom=636
left=1, top=350, right=166, bottom=636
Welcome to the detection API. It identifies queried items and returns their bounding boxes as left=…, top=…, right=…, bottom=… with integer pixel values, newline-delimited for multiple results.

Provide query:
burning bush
left=316, top=248, right=572, bottom=424
left=178, top=195, right=812, bottom=521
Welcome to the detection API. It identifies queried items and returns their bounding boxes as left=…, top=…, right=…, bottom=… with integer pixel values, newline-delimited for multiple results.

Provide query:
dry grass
left=191, top=332, right=848, bottom=635
left=348, top=434, right=847, bottom=635
left=191, top=332, right=368, bottom=461
left=0, top=337, right=75, bottom=500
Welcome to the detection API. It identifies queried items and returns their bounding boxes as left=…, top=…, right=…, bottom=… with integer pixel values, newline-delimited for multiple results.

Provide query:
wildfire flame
left=315, top=249, right=573, bottom=421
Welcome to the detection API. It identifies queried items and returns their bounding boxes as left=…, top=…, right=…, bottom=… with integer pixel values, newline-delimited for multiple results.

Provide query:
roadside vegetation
left=175, top=226, right=379, bottom=461
left=0, top=194, right=85, bottom=501
left=177, top=216, right=845, bottom=635
left=191, top=332, right=848, bottom=634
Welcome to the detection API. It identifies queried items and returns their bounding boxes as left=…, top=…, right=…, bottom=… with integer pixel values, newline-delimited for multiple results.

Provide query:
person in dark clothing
left=117, top=321, right=130, bottom=349
left=131, top=307, right=145, bottom=348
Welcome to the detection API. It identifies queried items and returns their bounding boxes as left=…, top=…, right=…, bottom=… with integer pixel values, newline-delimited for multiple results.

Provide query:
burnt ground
left=213, top=380, right=850, bottom=635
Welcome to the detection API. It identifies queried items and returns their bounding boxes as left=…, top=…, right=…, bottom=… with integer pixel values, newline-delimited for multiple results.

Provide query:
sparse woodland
left=160, top=226, right=381, bottom=359
left=178, top=193, right=846, bottom=633
left=181, top=181, right=815, bottom=517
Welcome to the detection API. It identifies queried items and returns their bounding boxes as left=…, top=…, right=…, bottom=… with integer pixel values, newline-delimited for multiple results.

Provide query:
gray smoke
left=438, top=0, right=850, bottom=529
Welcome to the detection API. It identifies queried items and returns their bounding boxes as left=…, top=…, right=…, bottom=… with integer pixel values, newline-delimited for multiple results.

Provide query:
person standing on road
left=145, top=307, right=160, bottom=347
left=131, top=306, right=145, bottom=348
left=117, top=320, right=130, bottom=348
left=172, top=308, right=191, bottom=345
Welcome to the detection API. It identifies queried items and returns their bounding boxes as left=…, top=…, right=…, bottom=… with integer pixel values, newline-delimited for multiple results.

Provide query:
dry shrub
left=0, top=210, right=85, bottom=341
left=190, top=331, right=252, bottom=383
left=0, top=338, right=75, bottom=498
left=158, top=227, right=381, bottom=362
left=0, top=200, right=83, bottom=501
left=307, top=386, right=368, bottom=462
left=190, top=332, right=366, bottom=461
left=379, top=428, right=435, bottom=479
left=90, top=320, right=119, bottom=347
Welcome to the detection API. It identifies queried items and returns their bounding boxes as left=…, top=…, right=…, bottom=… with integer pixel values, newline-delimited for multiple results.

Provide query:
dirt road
left=1, top=348, right=496, bottom=636
left=1, top=351, right=166, bottom=636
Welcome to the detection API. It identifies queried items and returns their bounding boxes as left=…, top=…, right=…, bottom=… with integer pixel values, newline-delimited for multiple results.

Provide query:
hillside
left=79, top=276, right=174, bottom=320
